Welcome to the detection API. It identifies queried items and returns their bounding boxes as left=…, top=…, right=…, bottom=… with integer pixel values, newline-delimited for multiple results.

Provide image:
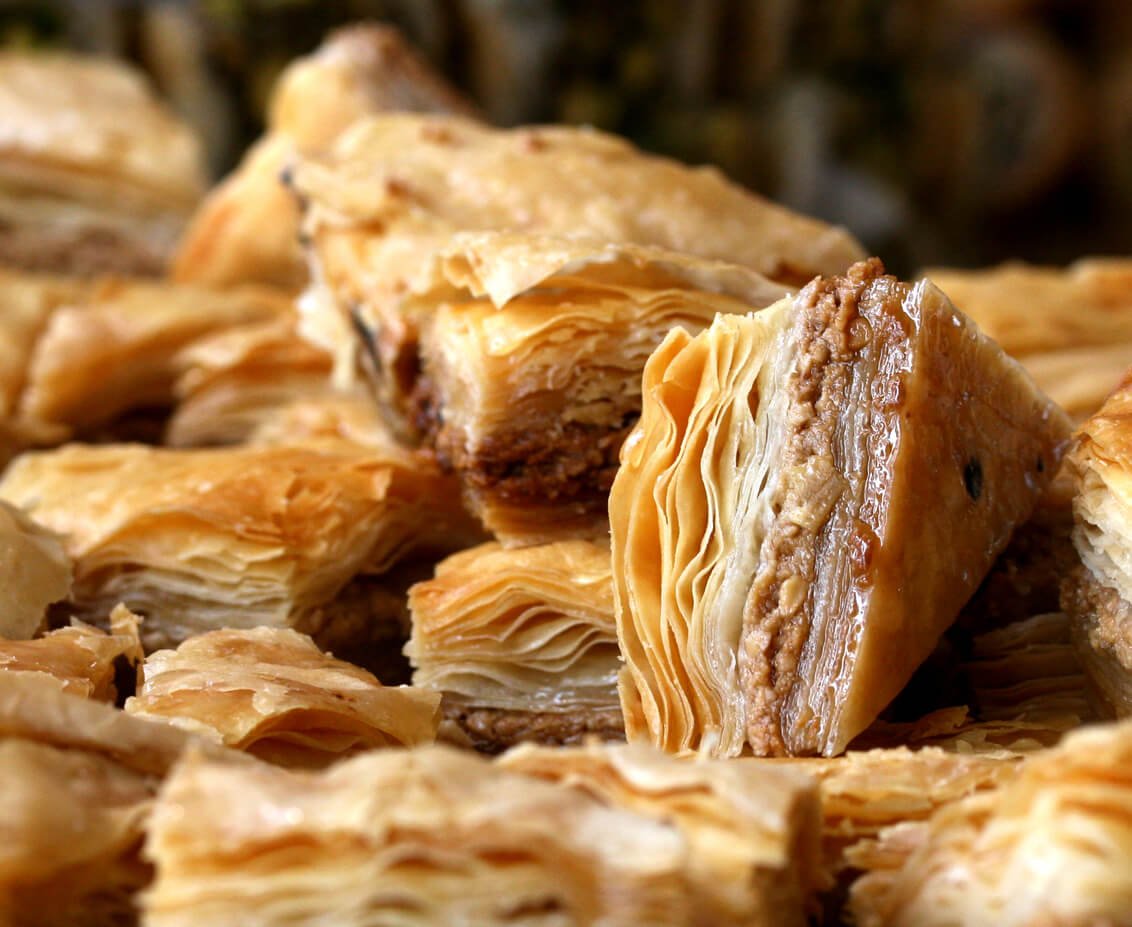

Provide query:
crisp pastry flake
left=927, top=258, right=1132, bottom=419
left=18, top=278, right=289, bottom=437
left=407, top=539, right=622, bottom=749
left=127, top=626, right=439, bottom=768
left=611, top=259, right=1070, bottom=757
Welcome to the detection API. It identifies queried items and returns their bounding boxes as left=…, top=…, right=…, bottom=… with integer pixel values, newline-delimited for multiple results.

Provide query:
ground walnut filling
left=444, top=702, right=626, bottom=753
left=741, top=259, right=899, bottom=756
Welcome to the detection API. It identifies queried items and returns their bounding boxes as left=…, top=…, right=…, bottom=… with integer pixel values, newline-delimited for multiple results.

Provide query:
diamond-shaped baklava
left=611, top=259, right=1070, bottom=757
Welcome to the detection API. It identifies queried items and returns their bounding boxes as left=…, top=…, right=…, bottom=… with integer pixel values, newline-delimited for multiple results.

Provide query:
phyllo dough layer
left=0, top=52, right=205, bottom=276
left=927, top=258, right=1132, bottom=419
left=499, top=741, right=821, bottom=927
left=1063, top=374, right=1132, bottom=716
left=144, top=745, right=704, bottom=927
left=127, top=627, right=439, bottom=768
left=611, top=259, right=1070, bottom=757
left=410, top=234, right=791, bottom=542
left=291, top=111, right=864, bottom=401
left=407, top=539, right=621, bottom=749
left=0, top=498, right=70, bottom=640
left=0, top=442, right=482, bottom=652
left=849, top=719, right=1132, bottom=927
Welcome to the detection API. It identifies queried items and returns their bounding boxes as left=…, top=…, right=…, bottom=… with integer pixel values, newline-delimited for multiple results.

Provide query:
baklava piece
left=0, top=52, right=205, bottom=276
left=611, top=259, right=1070, bottom=757
left=927, top=258, right=1132, bottom=420
left=499, top=742, right=821, bottom=927
left=411, top=234, right=790, bottom=541
left=18, top=277, right=289, bottom=440
left=407, top=539, right=622, bottom=750
left=0, top=672, right=224, bottom=926
left=0, top=498, right=70, bottom=639
left=173, top=25, right=475, bottom=290
left=144, top=744, right=812, bottom=926
left=127, top=627, right=439, bottom=768
left=0, top=604, right=142, bottom=702
left=291, top=111, right=864, bottom=403
left=0, top=442, right=483, bottom=653
left=1063, top=374, right=1132, bottom=716
left=850, top=719, right=1132, bottom=927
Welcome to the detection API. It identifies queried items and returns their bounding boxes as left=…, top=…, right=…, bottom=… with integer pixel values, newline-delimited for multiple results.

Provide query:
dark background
left=4, top=0, right=1131, bottom=275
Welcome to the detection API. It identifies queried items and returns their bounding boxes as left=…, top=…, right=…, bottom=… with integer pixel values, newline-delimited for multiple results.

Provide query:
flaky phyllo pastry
left=0, top=52, right=205, bottom=277
left=927, top=259, right=1132, bottom=420
left=402, top=234, right=792, bottom=542
left=611, top=259, right=1070, bottom=757
left=499, top=742, right=821, bottom=927
left=407, top=539, right=621, bottom=749
left=0, top=499, right=70, bottom=639
left=290, top=111, right=864, bottom=402
left=849, top=719, right=1132, bottom=927
left=0, top=672, right=223, bottom=926
left=1063, top=374, right=1132, bottom=717
left=144, top=743, right=815, bottom=927
left=173, top=25, right=475, bottom=291
left=0, top=442, right=482, bottom=652
left=0, top=604, right=141, bottom=702
left=127, top=627, right=439, bottom=767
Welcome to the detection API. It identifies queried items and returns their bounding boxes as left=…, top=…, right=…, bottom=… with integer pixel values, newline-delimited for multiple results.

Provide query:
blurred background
left=3, top=0, right=1130, bottom=275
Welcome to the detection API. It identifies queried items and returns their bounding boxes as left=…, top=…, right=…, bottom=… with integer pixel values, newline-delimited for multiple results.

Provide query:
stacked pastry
left=286, top=112, right=879, bottom=748
left=609, top=259, right=1069, bottom=756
